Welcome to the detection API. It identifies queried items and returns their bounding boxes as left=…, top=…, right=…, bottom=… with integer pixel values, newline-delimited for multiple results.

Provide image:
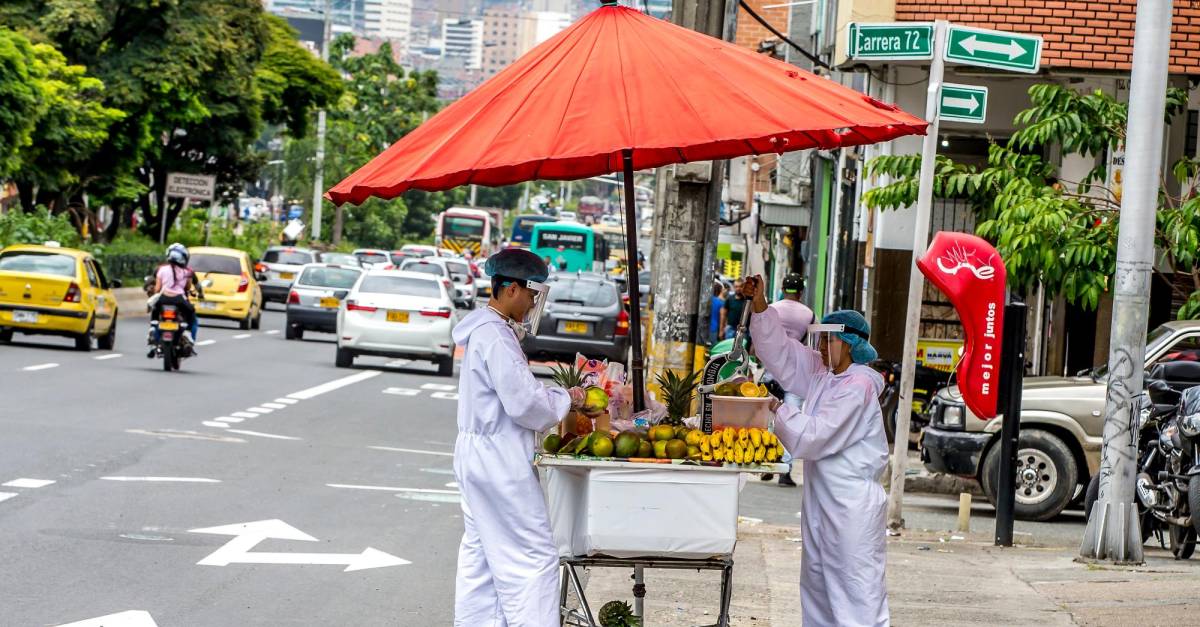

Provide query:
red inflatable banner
left=916, top=232, right=1007, bottom=419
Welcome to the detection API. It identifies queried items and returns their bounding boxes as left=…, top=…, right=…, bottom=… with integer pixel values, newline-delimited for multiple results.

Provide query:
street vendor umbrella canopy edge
left=326, top=3, right=929, bottom=411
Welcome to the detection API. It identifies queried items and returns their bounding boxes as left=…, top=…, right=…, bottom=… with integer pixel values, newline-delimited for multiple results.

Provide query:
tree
left=863, top=83, right=1200, bottom=316
left=0, top=29, right=45, bottom=179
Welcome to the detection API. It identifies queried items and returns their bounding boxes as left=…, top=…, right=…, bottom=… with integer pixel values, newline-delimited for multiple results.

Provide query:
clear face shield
left=520, top=279, right=550, bottom=336
left=807, top=323, right=847, bottom=371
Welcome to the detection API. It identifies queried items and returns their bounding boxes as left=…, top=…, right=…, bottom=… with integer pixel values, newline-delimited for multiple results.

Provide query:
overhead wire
left=736, top=0, right=831, bottom=71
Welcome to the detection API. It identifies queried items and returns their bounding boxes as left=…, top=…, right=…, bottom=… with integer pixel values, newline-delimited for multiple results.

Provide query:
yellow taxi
left=189, top=246, right=264, bottom=330
left=0, top=242, right=121, bottom=351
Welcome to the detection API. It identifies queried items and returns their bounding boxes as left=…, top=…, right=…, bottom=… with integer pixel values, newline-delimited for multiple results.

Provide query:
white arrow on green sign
left=939, top=83, right=988, bottom=124
left=945, top=25, right=1042, bottom=73
left=848, top=22, right=933, bottom=61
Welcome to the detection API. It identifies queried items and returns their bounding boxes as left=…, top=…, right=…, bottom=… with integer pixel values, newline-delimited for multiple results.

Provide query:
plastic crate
left=709, top=395, right=773, bottom=432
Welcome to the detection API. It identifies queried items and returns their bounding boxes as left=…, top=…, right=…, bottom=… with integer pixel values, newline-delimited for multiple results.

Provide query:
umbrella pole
left=621, top=149, right=646, bottom=412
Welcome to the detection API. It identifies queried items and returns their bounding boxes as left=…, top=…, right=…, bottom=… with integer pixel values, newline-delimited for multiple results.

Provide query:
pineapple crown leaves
left=598, top=600, right=641, bottom=627
left=654, top=368, right=700, bottom=424
left=548, top=361, right=586, bottom=388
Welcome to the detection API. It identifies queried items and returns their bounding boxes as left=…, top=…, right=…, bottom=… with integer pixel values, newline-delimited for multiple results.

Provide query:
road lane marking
left=226, top=429, right=301, bottom=441
left=397, top=493, right=461, bottom=503
left=445, top=481, right=459, bottom=488
left=94, top=353, right=123, bottom=360
left=382, top=387, right=421, bottom=396
left=190, top=519, right=409, bottom=571
left=288, top=370, right=381, bottom=400
left=420, top=383, right=456, bottom=391
left=274, top=398, right=299, bottom=405
left=368, top=446, right=453, bottom=457
left=246, top=407, right=273, bottom=414
left=125, top=429, right=245, bottom=443
left=101, top=476, right=222, bottom=483
left=261, top=402, right=287, bottom=409
left=266, top=330, right=280, bottom=335
left=3, top=478, right=55, bottom=488
left=419, top=468, right=455, bottom=475
left=233, top=333, right=251, bottom=339
left=202, top=421, right=230, bottom=428
left=327, top=483, right=460, bottom=494
left=196, top=340, right=216, bottom=346
left=231, top=411, right=258, bottom=419
left=215, top=417, right=243, bottom=423
left=56, top=609, right=159, bottom=626
left=431, top=392, right=459, bottom=400
left=0, top=492, right=16, bottom=503
left=23, top=363, right=59, bottom=371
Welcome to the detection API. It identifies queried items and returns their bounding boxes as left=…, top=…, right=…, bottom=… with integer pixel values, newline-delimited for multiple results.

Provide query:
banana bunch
left=698, top=427, right=784, bottom=465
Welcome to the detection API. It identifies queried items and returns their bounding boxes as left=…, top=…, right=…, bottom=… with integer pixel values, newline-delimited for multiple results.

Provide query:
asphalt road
left=0, top=305, right=1093, bottom=625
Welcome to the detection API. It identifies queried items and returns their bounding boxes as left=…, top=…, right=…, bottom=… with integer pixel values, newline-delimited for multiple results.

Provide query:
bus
left=591, top=224, right=628, bottom=273
left=509, top=214, right=558, bottom=248
left=530, top=222, right=598, bottom=273
left=436, top=207, right=501, bottom=257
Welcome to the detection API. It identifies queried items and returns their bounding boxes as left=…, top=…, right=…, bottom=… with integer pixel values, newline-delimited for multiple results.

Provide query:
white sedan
left=335, top=269, right=457, bottom=376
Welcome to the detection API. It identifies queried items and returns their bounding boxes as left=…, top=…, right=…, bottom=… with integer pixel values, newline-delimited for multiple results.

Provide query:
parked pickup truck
left=920, top=320, right=1200, bottom=521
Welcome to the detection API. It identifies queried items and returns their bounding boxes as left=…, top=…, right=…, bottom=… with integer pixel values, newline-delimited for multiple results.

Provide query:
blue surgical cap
left=821, top=309, right=878, bottom=364
left=484, top=248, right=549, bottom=284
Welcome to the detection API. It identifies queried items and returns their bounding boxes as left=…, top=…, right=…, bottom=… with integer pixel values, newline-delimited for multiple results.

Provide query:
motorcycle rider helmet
left=166, top=243, right=189, bottom=267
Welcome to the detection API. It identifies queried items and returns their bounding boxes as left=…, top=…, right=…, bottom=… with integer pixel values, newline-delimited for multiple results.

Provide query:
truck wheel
left=981, top=429, right=1078, bottom=522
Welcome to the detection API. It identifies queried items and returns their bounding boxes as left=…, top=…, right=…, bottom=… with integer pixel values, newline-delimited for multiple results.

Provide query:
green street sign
left=939, top=83, right=988, bottom=124
left=945, top=25, right=1042, bottom=73
left=848, top=22, right=933, bottom=60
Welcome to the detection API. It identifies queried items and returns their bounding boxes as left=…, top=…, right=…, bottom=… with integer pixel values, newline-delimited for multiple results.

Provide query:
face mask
left=488, top=305, right=528, bottom=341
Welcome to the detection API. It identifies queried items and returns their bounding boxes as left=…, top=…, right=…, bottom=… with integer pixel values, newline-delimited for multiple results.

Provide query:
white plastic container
left=709, top=395, right=774, bottom=431
left=543, top=461, right=741, bottom=559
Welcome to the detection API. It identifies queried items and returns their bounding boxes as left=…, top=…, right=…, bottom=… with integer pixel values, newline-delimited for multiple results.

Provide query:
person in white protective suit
left=745, top=275, right=890, bottom=627
left=451, top=248, right=589, bottom=626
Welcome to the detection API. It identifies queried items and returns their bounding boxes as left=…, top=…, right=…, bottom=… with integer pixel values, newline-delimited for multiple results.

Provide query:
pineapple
left=654, top=369, right=700, bottom=426
left=598, top=600, right=642, bottom=627
left=549, top=362, right=586, bottom=388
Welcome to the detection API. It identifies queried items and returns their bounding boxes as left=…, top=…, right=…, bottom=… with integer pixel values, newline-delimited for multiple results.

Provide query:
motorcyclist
left=148, top=243, right=204, bottom=356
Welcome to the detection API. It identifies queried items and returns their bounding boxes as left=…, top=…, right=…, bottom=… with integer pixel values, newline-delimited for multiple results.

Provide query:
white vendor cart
left=538, top=456, right=785, bottom=626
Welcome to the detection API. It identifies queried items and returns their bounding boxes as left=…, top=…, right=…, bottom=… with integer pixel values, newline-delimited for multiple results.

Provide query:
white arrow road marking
left=101, top=476, right=222, bottom=483
left=382, top=387, right=421, bottom=396
left=431, top=391, right=459, bottom=400
left=94, top=353, right=123, bottom=360
left=420, top=383, right=457, bottom=391
left=0, top=492, right=16, bottom=503
left=959, top=34, right=1025, bottom=60
left=943, top=95, right=980, bottom=113
left=289, top=370, right=381, bottom=400
left=3, top=478, right=55, bottom=488
left=196, top=339, right=216, bottom=346
left=56, top=609, right=158, bottom=627
left=23, top=363, right=59, bottom=371
left=369, top=446, right=453, bottom=457
left=190, top=519, right=410, bottom=571
left=226, top=429, right=301, bottom=441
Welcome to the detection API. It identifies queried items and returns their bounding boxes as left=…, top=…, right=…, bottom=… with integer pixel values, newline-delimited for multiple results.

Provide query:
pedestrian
left=723, top=278, right=748, bottom=339
left=746, top=274, right=889, bottom=627
left=759, top=272, right=813, bottom=487
left=450, top=248, right=591, bottom=626
left=708, top=282, right=725, bottom=347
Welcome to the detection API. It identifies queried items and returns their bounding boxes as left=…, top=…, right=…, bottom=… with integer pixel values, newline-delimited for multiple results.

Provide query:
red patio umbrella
left=328, top=2, right=927, bottom=409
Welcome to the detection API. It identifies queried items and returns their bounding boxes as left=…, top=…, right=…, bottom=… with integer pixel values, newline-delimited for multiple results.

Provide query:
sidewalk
left=579, top=519, right=1200, bottom=626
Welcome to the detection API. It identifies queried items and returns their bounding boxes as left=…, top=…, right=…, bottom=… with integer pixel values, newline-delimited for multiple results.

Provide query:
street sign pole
left=1080, top=0, right=1173, bottom=565
left=887, top=19, right=947, bottom=533
left=311, top=0, right=332, bottom=243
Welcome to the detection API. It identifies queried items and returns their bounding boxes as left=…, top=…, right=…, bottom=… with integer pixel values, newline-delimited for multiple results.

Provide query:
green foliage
left=256, top=15, right=343, bottom=138
left=0, top=29, right=42, bottom=177
left=864, top=83, right=1200, bottom=313
left=0, top=206, right=81, bottom=248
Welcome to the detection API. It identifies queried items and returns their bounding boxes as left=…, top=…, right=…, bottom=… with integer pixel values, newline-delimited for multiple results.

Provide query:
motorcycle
left=148, top=300, right=193, bottom=371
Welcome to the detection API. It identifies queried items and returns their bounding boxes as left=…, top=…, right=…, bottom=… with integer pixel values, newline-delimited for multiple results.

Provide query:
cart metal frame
left=558, top=555, right=734, bottom=627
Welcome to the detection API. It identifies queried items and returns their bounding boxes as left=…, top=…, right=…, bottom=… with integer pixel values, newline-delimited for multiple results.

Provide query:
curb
left=114, top=287, right=147, bottom=319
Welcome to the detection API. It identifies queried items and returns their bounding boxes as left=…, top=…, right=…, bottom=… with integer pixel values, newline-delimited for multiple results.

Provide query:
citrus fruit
left=665, top=439, right=687, bottom=459
left=542, top=434, right=562, bottom=453
left=583, top=386, right=610, bottom=411
left=637, top=440, right=653, bottom=458
left=653, top=440, right=669, bottom=459
left=614, top=432, right=640, bottom=458
left=651, top=425, right=675, bottom=442
left=738, top=382, right=759, bottom=398
left=686, top=445, right=700, bottom=459
left=590, top=434, right=614, bottom=458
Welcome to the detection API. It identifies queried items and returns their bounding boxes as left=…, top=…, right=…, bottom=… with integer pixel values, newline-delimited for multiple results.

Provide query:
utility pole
left=887, top=20, right=947, bottom=532
left=1080, top=0, right=1173, bottom=565
left=648, top=0, right=730, bottom=381
left=312, top=0, right=332, bottom=244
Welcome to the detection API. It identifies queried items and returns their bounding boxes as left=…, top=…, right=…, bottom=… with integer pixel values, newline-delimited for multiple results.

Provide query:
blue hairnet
left=484, top=248, right=549, bottom=284
left=822, top=309, right=878, bottom=364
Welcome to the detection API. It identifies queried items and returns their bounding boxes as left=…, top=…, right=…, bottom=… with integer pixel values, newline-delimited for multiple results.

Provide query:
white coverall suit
left=750, top=307, right=890, bottom=627
left=451, top=308, right=571, bottom=626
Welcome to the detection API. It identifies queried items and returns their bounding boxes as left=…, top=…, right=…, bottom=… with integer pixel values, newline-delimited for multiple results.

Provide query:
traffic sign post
left=848, top=22, right=933, bottom=61
left=939, top=83, right=988, bottom=124
left=945, top=25, right=1043, bottom=73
